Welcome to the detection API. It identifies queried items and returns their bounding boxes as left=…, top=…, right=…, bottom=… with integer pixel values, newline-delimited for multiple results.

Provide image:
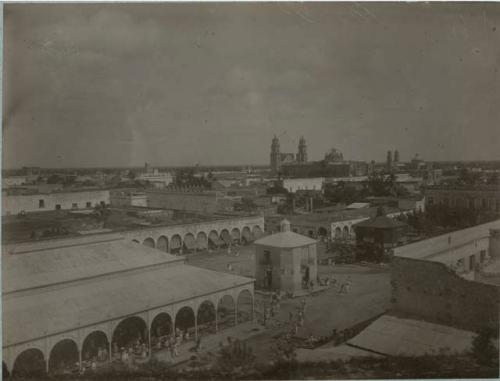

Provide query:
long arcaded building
left=2, top=234, right=255, bottom=376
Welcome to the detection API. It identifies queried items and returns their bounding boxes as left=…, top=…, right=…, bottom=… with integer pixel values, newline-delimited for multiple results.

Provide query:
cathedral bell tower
left=297, top=136, right=308, bottom=164
left=270, top=135, right=281, bottom=173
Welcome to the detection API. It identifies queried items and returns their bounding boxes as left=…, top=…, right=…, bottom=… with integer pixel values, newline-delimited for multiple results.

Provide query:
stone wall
left=391, top=256, right=500, bottom=333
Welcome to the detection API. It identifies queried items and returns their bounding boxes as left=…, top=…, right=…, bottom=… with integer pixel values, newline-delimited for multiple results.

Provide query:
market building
left=2, top=235, right=255, bottom=377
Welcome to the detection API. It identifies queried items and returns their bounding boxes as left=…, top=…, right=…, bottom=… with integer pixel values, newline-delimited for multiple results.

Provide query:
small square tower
left=254, top=219, right=317, bottom=296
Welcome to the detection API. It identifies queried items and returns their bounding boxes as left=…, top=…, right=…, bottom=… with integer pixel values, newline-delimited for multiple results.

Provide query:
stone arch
left=12, top=348, right=46, bottom=378
left=151, top=312, right=173, bottom=352
left=196, top=231, right=208, bottom=251
left=217, top=294, right=236, bottom=330
left=231, top=228, right=241, bottom=244
left=183, top=233, right=196, bottom=254
left=241, top=227, right=252, bottom=244
left=197, top=300, right=216, bottom=336
left=208, top=230, right=220, bottom=249
left=111, top=316, right=148, bottom=353
left=220, top=229, right=231, bottom=247
left=334, top=227, right=342, bottom=239
left=175, top=306, right=196, bottom=340
left=82, top=330, right=109, bottom=364
left=48, top=338, right=79, bottom=374
left=3, top=361, right=9, bottom=379
left=157, top=236, right=169, bottom=253
left=342, top=226, right=349, bottom=239
left=237, top=289, right=253, bottom=324
left=252, top=225, right=263, bottom=239
left=143, top=237, right=155, bottom=248
left=170, top=234, right=182, bottom=254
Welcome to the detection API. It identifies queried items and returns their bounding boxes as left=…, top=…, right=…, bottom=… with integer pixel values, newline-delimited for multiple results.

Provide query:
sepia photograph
left=2, top=2, right=500, bottom=379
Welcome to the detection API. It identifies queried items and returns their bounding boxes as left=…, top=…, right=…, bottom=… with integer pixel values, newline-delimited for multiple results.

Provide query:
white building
left=2, top=190, right=110, bottom=216
left=280, top=178, right=324, bottom=193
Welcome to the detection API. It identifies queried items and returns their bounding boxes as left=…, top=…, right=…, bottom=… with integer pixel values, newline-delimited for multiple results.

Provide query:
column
left=234, top=303, right=238, bottom=326
left=215, top=311, right=219, bottom=333
left=78, top=350, right=82, bottom=373
left=194, top=313, right=198, bottom=341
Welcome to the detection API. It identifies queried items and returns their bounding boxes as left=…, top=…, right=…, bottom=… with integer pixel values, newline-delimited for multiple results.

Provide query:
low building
left=425, top=185, right=500, bottom=213
left=265, top=206, right=412, bottom=241
left=353, top=207, right=408, bottom=249
left=391, top=219, right=500, bottom=334
left=2, top=235, right=255, bottom=376
left=254, top=219, right=317, bottom=295
left=109, top=189, right=148, bottom=208
left=2, top=189, right=110, bottom=216
left=280, top=178, right=324, bottom=193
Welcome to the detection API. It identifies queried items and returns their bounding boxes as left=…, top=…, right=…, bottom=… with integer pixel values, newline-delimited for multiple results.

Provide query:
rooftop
left=1, top=208, right=236, bottom=244
left=2, top=237, right=183, bottom=294
left=254, top=230, right=317, bottom=248
left=353, top=215, right=407, bottom=229
left=3, top=238, right=253, bottom=347
left=348, top=314, right=477, bottom=357
left=394, top=219, right=500, bottom=261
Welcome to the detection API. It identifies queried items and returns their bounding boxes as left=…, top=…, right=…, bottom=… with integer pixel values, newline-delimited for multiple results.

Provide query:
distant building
left=254, top=219, right=317, bottom=295
left=110, top=189, right=148, bottom=208
left=386, top=150, right=393, bottom=170
left=394, top=150, right=400, bottom=163
left=280, top=177, right=324, bottom=193
left=425, top=185, right=500, bottom=213
left=136, top=163, right=174, bottom=188
left=270, top=135, right=308, bottom=173
left=353, top=207, right=408, bottom=249
left=2, top=189, right=110, bottom=216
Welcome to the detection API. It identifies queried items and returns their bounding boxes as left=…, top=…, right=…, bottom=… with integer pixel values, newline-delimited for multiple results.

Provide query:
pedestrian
left=289, top=311, right=294, bottom=322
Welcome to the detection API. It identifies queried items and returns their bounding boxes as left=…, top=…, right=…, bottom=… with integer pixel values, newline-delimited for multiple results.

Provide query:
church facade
left=270, top=136, right=368, bottom=178
left=270, top=136, right=308, bottom=173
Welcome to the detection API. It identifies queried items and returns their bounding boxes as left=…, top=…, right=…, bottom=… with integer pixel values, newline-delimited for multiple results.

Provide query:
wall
left=391, top=256, right=500, bottom=333
left=2, top=190, right=110, bottom=215
left=109, top=191, right=148, bottom=208
left=425, top=186, right=500, bottom=212
left=280, top=178, right=324, bottom=193
left=146, top=190, right=220, bottom=213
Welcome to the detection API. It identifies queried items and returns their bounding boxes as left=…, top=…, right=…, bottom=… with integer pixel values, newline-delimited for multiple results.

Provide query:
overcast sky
left=3, top=3, right=500, bottom=168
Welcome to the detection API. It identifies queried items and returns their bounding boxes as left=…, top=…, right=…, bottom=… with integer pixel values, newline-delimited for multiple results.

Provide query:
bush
left=471, top=328, right=499, bottom=367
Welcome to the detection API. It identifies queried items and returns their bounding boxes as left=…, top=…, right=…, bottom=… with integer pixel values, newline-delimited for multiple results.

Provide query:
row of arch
left=136, top=225, right=264, bottom=254
left=5, top=290, right=253, bottom=378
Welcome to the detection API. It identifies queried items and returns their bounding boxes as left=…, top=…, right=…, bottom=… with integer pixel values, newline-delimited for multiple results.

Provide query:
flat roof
left=254, top=231, right=317, bottom=248
left=348, top=314, right=476, bottom=356
left=2, top=237, right=183, bottom=294
left=3, top=264, right=252, bottom=347
left=394, top=219, right=500, bottom=261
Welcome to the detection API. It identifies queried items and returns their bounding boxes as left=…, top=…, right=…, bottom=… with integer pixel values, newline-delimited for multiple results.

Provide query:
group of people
left=81, top=347, right=109, bottom=373
left=262, top=291, right=282, bottom=326
left=112, top=339, right=149, bottom=367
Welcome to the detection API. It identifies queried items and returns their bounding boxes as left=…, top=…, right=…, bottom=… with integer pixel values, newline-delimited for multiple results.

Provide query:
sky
left=3, top=2, right=500, bottom=168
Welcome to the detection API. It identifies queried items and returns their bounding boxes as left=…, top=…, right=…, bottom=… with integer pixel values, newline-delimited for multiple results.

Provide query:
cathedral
left=270, top=135, right=308, bottom=173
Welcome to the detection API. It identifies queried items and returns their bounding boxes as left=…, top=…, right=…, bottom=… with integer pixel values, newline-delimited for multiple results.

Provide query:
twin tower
left=270, top=135, right=308, bottom=173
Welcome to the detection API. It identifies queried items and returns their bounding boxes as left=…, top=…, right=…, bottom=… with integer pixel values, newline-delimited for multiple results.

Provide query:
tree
left=471, top=328, right=499, bottom=367
left=216, top=338, right=256, bottom=375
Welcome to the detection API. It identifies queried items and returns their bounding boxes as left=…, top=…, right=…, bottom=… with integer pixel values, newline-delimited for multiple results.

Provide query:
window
left=39, top=199, right=45, bottom=209
left=428, top=197, right=434, bottom=205
left=482, top=199, right=487, bottom=209
left=55, top=204, right=61, bottom=210
left=72, top=203, right=78, bottom=209
left=86, top=202, right=92, bottom=208
left=263, top=250, right=271, bottom=264
left=480, top=250, right=486, bottom=263
left=469, top=254, right=476, bottom=271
